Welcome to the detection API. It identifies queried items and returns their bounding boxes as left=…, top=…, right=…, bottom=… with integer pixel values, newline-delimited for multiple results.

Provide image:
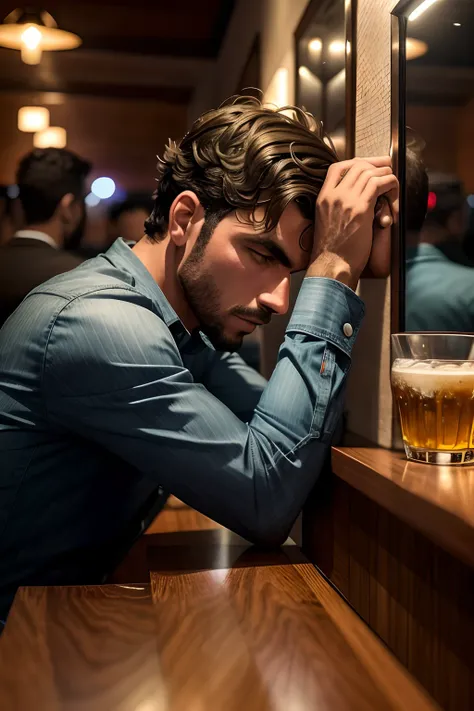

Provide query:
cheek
left=204, top=243, right=256, bottom=305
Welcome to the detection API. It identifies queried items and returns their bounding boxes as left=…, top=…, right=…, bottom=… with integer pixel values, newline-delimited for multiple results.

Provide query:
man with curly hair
left=0, top=97, right=397, bottom=626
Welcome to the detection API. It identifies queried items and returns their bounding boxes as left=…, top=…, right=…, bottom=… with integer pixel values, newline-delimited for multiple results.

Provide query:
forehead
left=229, top=202, right=312, bottom=244
left=276, top=202, right=313, bottom=251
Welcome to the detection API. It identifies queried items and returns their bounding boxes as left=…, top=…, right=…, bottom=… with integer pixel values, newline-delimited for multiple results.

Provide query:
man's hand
left=306, top=157, right=399, bottom=289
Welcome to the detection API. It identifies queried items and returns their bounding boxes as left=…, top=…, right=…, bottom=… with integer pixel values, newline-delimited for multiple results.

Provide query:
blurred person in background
left=0, top=148, right=91, bottom=328
left=0, top=185, right=22, bottom=247
left=108, top=195, right=152, bottom=245
left=0, top=97, right=397, bottom=627
left=0, top=187, right=13, bottom=247
left=77, top=194, right=153, bottom=258
left=421, top=173, right=472, bottom=267
left=405, top=149, right=474, bottom=331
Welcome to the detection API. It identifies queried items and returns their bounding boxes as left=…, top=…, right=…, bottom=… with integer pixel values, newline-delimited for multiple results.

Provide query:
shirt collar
left=406, top=242, right=447, bottom=263
left=14, top=230, right=58, bottom=250
left=103, top=238, right=210, bottom=354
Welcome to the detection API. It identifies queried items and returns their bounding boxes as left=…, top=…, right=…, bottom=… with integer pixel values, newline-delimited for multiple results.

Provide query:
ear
left=168, top=191, right=203, bottom=247
left=57, top=193, right=75, bottom=220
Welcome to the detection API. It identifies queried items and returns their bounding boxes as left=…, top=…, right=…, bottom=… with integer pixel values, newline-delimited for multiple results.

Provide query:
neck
left=132, top=236, right=199, bottom=331
left=24, top=221, right=64, bottom=248
left=418, top=224, right=449, bottom=247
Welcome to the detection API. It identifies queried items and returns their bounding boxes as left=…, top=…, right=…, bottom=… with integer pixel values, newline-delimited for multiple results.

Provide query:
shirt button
left=343, top=323, right=353, bottom=338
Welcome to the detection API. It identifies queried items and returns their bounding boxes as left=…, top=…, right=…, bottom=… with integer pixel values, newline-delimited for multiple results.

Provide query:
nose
left=258, top=276, right=290, bottom=316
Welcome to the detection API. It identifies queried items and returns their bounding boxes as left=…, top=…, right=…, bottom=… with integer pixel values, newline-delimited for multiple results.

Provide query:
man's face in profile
left=178, top=202, right=313, bottom=351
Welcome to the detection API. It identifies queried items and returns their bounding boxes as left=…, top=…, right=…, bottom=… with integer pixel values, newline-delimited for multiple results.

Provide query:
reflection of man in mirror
left=406, top=149, right=474, bottom=331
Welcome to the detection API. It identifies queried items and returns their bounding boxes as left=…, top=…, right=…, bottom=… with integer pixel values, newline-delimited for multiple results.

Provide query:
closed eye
left=248, top=249, right=277, bottom=265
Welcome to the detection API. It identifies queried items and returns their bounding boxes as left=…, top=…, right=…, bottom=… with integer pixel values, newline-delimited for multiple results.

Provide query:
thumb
left=374, top=195, right=393, bottom=230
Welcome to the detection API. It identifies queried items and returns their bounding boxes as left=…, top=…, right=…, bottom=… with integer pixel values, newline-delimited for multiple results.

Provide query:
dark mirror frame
left=294, top=0, right=357, bottom=160
left=390, top=0, right=427, bottom=447
left=390, top=0, right=426, bottom=335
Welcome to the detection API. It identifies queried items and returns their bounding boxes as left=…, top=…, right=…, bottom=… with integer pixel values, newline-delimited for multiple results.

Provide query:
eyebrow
left=241, top=234, right=294, bottom=269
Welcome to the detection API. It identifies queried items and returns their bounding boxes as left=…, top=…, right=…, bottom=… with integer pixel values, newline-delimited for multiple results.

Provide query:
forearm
left=45, top=281, right=364, bottom=546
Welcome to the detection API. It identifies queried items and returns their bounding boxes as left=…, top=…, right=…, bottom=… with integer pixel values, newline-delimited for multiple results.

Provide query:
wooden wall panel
left=0, top=91, right=187, bottom=192
left=304, top=476, right=474, bottom=711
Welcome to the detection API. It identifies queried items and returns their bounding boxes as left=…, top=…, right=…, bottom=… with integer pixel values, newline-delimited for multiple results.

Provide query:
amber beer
left=392, top=359, right=474, bottom=463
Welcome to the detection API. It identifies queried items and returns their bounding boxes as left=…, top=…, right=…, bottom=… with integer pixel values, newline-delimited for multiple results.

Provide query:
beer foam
left=392, top=358, right=474, bottom=396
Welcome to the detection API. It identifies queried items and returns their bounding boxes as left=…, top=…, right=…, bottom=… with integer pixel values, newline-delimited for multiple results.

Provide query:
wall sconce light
left=34, top=126, right=67, bottom=149
left=0, top=8, right=81, bottom=65
left=18, top=106, right=50, bottom=132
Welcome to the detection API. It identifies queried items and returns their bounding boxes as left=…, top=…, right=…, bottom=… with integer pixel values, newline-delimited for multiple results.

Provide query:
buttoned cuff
left=286, top=277, right=365, bottom=357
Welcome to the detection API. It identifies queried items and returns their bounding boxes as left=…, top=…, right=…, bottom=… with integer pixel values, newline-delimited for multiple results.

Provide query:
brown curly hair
left=144, top=95, right=338, bottom=241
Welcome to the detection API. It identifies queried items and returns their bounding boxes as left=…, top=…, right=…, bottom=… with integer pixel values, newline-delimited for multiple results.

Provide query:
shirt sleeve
left=186, top=349, right=267, bottom=422
left=43, top=278, right=364, bottom=546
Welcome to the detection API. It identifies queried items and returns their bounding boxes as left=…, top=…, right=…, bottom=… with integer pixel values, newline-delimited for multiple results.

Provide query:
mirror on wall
left=394, top=0, right=474, bottom=332
left=295, top=0, right=355, bottom=160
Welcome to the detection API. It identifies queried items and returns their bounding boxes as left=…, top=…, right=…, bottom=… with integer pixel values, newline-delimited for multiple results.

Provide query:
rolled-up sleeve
left=43, top=278, right=364, bottom=546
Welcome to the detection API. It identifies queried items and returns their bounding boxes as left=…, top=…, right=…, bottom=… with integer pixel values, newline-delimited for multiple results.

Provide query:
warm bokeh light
left=33, top=126, right=67, bottom=149
left=308, top=38, right=322, bottom=52
left=18, top=106, right=50, bottom=133
left=328, top=40, right=345, bottom=55
left=406, top=37, right=428, bottom=60
left=298, top=66, right=311, bottom=80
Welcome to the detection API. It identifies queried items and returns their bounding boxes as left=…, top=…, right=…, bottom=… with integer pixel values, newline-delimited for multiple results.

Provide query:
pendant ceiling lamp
left=0, top=7, right=81, bottom=65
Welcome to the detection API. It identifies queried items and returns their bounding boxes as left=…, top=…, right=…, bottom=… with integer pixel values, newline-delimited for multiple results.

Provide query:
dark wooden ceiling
left=0, top=1, right=236, bottom=58
left=0, top=1, right=237, bottom=102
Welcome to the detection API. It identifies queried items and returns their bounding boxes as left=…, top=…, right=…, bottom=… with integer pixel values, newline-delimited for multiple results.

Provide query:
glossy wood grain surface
left=151, top=559, right=437, bottom=711
left=0, top=584, right=162, bottom=711
left=332, top=445, right=474, bottom=566
left=0, top=505, right=437, bottom=711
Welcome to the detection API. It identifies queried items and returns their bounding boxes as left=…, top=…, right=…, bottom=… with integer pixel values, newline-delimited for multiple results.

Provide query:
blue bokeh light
left=91, top=177, right=116, bottom=199
left=85, top=192, right=101, bottom=208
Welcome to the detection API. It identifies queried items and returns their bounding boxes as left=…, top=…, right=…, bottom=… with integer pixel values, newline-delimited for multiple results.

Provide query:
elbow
left=242, top=518, right=292, bottom=549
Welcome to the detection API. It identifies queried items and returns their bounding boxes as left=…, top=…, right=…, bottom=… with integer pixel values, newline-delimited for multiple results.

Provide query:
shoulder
left=44, top=291, right=181, bottom=395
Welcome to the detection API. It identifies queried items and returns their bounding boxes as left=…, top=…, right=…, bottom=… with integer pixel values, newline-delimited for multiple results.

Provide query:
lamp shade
left=33, top=127, right=67, bottom=149
left=0, top=8, right=81, bottom=65
left=18, top=106, right=50, bottom=132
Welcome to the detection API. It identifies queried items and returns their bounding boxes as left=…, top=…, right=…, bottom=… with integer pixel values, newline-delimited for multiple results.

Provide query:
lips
left=241, top=318, right=264, bottom=326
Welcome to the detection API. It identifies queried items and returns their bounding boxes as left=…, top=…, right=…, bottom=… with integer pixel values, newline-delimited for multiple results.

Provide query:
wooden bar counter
left=303, top=441, right=474, bottom=711
left=0, top=504, right=436, bottom=711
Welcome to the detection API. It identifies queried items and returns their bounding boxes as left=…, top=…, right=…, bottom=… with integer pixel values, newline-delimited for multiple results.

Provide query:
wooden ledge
left=331, top=443, right=474, bottom=567
left=1, top=555, right=437, bottom=710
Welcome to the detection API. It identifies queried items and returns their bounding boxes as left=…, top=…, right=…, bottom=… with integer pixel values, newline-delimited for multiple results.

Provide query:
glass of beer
left=391, top=333, right=474, bottom=465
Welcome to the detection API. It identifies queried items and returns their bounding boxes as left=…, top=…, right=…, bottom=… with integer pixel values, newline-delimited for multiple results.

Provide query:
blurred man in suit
left=0, top=148, right=91, bottom=328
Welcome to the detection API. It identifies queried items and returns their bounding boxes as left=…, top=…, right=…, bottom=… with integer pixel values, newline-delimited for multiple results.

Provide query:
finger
left=350, top=165, right=393, bottom=192
left=357, top=156, right=392, bottom=168
left=324, top=158, right=360, bottom=189
left=324, top=156, right=392, bottom=190
left=362, top=174, right=399, bottom=209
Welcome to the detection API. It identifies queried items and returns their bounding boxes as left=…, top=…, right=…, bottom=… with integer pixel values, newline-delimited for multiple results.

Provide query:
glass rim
left=392, top=332, right=474, bottom=338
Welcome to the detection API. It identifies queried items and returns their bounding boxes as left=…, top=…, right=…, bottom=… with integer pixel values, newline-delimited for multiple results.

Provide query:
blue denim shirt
left=0, top=238, right=364, bottom=621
